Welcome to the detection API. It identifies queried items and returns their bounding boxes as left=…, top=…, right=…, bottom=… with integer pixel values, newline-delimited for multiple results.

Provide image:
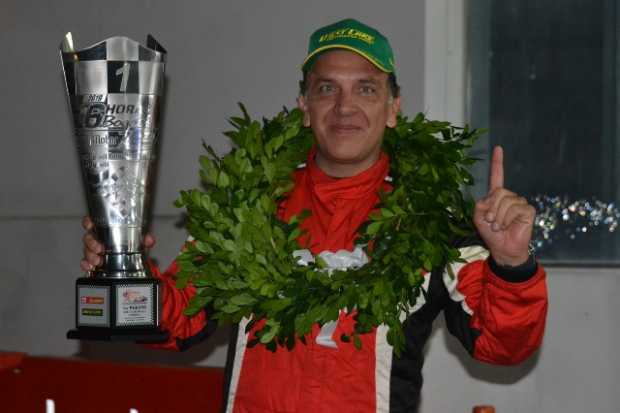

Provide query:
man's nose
left=334, top=90, right=357, bottom=116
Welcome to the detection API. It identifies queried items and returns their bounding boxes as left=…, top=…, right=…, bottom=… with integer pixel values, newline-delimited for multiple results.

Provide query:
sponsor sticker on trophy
left=61, top=33, right=168, bottom=342
left=77, top=286, right=110, bottom=327
left=116, top=285, right=155, bottom=326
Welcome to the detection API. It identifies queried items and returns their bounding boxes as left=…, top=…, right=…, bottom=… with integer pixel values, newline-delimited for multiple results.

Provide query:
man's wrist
left=491, top=252, right=530, bottom=267
left=488, top=253, right=538, bottom=283
left=491, top=241, right=537, bottom=267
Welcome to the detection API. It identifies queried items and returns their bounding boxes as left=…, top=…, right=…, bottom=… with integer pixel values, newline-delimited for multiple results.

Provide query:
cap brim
left=301, top=44, right=392, bottom=73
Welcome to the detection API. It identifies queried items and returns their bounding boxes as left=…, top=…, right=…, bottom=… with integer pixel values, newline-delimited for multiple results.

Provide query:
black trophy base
left=69, top=276, right=168, bottom=343
left=67, top=327, right=169, bottom=342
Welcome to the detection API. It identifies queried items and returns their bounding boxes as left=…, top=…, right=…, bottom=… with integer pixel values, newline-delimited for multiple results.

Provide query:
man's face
left=297, top=50, right=401, bottom=177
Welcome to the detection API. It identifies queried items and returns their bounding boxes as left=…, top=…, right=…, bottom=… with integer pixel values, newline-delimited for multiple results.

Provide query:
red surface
left=0, top=352, right=224, bottom=413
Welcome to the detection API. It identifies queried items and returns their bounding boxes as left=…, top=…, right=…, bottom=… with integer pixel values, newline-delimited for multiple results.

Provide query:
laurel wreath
left=174, top=104, right=482, bottom=355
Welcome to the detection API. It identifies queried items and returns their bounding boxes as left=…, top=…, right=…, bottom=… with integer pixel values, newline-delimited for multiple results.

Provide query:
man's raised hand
left=473, top=146, right=536, bottom=266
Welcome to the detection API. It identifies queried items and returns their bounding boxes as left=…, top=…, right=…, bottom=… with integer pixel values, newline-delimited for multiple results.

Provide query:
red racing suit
left=148, top=151, right=548, bottom=413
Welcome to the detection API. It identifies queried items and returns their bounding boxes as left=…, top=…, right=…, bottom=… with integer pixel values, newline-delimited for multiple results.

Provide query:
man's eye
left=318, top=84, right=334, bottom=94
left=359, top=85, right=377, bottom=95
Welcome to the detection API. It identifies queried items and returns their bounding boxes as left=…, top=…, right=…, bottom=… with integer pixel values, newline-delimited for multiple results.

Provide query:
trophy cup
left=61, top=33, right=168, bottom=341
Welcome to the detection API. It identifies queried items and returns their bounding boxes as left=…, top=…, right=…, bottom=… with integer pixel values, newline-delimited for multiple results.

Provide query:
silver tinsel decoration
left=530, top=195, right=620, bottom=252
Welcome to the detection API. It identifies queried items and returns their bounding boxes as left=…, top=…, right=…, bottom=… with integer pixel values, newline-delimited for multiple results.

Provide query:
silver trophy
left=61, top=33, right=168, bottom=341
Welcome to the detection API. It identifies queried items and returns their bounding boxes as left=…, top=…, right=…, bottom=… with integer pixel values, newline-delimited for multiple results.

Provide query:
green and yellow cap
left=302, top=18, right=395, bottom=73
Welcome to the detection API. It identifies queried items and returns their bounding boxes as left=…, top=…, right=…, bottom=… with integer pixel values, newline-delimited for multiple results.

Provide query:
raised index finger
left=489, top=145, right=504, bottom=191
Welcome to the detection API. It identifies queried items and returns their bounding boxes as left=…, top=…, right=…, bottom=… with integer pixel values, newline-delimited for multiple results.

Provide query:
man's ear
left=297, top=95, right=311, bottom=127
left=386, top=96, right=401, bottom=128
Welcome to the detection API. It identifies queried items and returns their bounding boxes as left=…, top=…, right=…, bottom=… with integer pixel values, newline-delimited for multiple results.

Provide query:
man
left=82, top=19, right=547, bottom=413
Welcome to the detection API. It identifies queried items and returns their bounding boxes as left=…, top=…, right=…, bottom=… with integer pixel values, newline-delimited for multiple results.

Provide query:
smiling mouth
left=330, top=124, right=362, bottom=133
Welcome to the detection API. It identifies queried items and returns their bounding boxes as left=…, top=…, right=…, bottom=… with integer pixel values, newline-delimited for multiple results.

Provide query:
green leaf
left=262, top=158, right=275, bottom=182
left=195, top=241, right=210, bottom=253
left=239, top=102, right=250, bottom=122
left=287, top=227, right=302, bottom=242
left=367, top=221, right=382, bottom=236
left=223, top=239, right=236, bottom=251
left=315, top=256, right=328, bottom=269
left=255, top=254, right=268, bottom=266
left=217, top=171, right=231, bottom=188
left=230, top=293, right=257, bottom=306
left=259, top=324, right=280, bottom=344
left=220, top=303, right=241, bottom=314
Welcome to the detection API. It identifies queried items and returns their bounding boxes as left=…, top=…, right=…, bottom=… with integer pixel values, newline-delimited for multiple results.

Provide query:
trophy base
left=67, top=327, right=169, bottom=342
left=69, top=276, right=167, bottom=343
